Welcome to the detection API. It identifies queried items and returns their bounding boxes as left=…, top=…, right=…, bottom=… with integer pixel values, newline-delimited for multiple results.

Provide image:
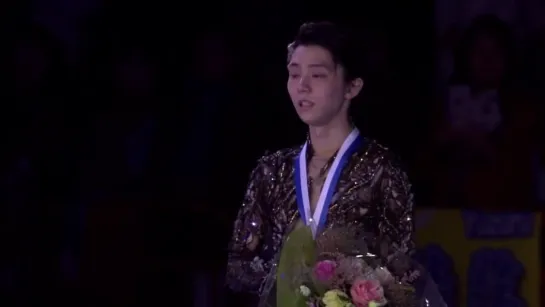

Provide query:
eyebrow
left=287, top=63, right=330, bottom=69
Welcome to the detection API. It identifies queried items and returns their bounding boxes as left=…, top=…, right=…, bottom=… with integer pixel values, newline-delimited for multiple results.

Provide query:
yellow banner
left=415, top=209, right=541, bottom=307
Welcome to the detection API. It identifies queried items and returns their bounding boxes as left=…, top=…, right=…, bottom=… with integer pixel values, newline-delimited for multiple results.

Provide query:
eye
left=289, top=73, right=300, bottom=79
left=312, top=74, right=327, bottom=79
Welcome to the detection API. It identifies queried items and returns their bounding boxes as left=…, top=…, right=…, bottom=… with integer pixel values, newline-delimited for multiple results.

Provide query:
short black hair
left=451, top=14, right=515, bottom=84
left=287, top=21, right=365, bottom=82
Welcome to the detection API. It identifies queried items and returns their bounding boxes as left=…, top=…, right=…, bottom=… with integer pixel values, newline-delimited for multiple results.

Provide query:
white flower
left=299, top=285, right=311, bottom=297
left=375, top=266, right=394, bottom=285
left=250, top=256, right=264, bottom=271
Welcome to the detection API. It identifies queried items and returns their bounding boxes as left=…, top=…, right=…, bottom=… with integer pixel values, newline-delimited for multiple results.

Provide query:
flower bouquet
left=258, top=225, right=446, bottom=307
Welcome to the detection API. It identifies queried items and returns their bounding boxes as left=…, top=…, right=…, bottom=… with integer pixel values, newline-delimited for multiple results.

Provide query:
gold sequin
left=226, top=138, right=415, bottom=294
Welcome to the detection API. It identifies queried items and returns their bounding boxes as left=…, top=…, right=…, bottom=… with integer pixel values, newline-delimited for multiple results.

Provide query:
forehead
left=288, top=45, right=335, bottom=67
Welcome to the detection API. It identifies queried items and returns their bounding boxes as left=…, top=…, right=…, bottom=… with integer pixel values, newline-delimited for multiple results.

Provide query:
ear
left=344, top=78, right=364, bottom=101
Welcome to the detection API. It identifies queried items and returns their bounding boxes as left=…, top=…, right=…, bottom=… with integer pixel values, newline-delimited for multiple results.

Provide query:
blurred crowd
left=2, top=5, right=545, bottom=307
left=424, top=15, right=545, bottom=210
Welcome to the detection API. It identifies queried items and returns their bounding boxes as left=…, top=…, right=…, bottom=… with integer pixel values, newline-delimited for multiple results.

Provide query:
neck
left=308, top=117, right=353, bottom=158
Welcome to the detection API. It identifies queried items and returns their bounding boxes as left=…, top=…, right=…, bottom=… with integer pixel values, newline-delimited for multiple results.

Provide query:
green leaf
left=276, top=226, right=317, bottom=307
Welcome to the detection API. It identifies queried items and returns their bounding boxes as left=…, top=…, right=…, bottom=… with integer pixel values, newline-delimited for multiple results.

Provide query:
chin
left=298, top=114, right=327, bottom=127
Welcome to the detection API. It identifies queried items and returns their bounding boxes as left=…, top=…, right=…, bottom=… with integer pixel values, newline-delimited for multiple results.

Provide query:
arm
left=226, top=160, right=272, bottom=293
left=378, top=158, right=415, bottom=259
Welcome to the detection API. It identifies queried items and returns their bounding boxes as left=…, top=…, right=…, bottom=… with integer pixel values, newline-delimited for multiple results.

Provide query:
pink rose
left=350, top=279, right=386, bottom=307
left=313, top=260, right=337, bottom=282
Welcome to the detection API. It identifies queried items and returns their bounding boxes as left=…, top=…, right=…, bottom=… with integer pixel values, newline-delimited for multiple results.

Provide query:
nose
left=297, top=75, right=311, bottom=92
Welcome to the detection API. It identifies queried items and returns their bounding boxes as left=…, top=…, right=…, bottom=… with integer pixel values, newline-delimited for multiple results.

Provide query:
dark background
left=3, top=0, right=544, bottom=306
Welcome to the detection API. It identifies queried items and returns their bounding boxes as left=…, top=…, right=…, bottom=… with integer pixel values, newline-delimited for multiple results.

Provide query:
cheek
left=323, top=82, right=346, bottom=101
left=287, top=81, right=298, bottom=98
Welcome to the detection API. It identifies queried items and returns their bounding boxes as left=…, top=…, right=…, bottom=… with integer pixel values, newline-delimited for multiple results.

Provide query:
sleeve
left=378, top=158, right=416, bottom=259
left=226, top=160, right=272, bottom=293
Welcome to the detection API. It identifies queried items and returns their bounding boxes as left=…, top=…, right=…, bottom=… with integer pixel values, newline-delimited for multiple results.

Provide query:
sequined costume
left=226, top=138, right=415, bottom=294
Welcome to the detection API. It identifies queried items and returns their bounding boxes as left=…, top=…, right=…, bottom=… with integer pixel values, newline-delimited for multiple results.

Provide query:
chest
left=267, top=157, right=385, bottom=235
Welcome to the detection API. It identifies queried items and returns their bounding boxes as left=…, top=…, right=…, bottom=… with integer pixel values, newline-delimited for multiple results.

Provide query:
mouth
left=298, top=99, right=314, bottom=109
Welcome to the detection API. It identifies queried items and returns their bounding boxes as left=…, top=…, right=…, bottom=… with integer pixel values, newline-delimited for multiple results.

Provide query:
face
left=469, top=35, right=506, bottom=88
left=287, top=45, right=363, bottom=126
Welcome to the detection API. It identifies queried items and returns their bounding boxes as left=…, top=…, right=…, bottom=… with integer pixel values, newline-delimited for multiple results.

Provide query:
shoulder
left=357, top=138, right=404, bottom=170
left=259, top=146, right=301, bottom=164
left=353, top=138, right=411, bottom=191
left=250, top=145, right=302, bottom=177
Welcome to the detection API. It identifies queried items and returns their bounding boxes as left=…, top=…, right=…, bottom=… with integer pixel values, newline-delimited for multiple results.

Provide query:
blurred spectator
left=429, top=15, right=540, bottom=209
left=182, top=31, right=238, bottom=307
left=183, top=31, right=234, bottom=179
left=80, top=40, right=161, bottom=305
left=12, top=23, right=68, bottom=157
left=434, top=0, right=545, bottom=86
left=7, top=22, right=79, bottom=304
left=14, top=25, right=64, bottom=97
left=82, top=42, right=158, bottom=198
left=177, top=30, right=256, bottom=216
left=112, top=46, right=158, bottom=182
